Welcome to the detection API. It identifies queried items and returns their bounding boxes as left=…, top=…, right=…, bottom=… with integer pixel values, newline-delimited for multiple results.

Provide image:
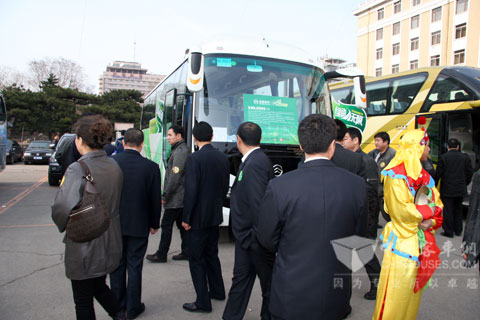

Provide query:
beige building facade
left=354, top=0, right=480, bottom=77
left=99, top=61, right=165, bottom=97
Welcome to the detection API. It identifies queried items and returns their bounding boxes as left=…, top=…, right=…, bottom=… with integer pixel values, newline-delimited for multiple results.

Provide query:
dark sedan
left=6, top=140, right=24, bottom=164
left=24, top=140, right=52, bottom=164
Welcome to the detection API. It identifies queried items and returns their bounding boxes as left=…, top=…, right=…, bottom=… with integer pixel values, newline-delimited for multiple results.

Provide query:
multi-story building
left=99, top=61, right=165, bottom=97
left=354, top=0, right=480, bottom=77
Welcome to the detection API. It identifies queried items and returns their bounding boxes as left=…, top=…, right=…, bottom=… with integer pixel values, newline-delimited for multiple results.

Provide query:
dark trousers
left=365, top=193, right=381, bottom=287
left=442, top=196, right=464, bottom=236
left=188, top=226, right=225, bottom=310
left=110, top=236, right=148, bottom=318
left=157, top=208, right=187, bottom=256
left=71, top=275, right=121, bottom=320
left=223, top=239, right=275, bottom=320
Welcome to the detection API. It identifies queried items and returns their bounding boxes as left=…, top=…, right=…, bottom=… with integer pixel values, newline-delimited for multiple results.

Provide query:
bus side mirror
left=187, top=52, right=204, bottom=92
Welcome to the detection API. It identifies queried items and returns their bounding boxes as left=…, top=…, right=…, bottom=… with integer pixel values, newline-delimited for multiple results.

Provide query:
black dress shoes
left=440, top=231, right=454, bottom=238
left=146, top=253, right=167, bottom=263
left=182, top=302, right=211, bottom=313
left=455, top=231, right=462, bottom=237
left=127, top=303, right=145, bottom=319
left=363, top=287, right=377, bottom=300
left=172, top=252, right=189, bottom=261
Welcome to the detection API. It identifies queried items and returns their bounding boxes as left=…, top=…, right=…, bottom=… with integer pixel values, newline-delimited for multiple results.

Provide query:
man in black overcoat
left=223, top=122, right=275, bottom=320
left=436, top=138, right=473, bottom=237
left=181, top=121, right=230, bottom=313
left=257, top=114, right=367, bottom=320
left=110, top=128, right=162, bottom=319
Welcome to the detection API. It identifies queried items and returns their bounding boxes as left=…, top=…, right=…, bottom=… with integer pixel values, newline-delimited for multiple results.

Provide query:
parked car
left=23, top=140, right=52, bottom=165
left=48, top=133, right=76, bottom=186
left=6, top=140, right=23, bottom=164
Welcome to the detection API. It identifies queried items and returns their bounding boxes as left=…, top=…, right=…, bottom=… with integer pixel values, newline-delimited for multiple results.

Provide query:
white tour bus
left=140, top=36, right=365, bottom=226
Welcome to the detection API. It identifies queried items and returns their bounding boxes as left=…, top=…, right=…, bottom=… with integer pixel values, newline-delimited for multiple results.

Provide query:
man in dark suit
left=110, top=128, right=162, bottom=319
left=181, top=121, right=230, bottom=313
left=331, top=119, right=365, bottom=177
left=223, top=122, right=275, bottom=320
left=257, top=114, right=367, bottom=320
left=436, top=138, right=473, bottom=238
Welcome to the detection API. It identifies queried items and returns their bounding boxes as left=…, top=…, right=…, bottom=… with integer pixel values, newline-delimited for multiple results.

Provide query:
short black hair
left=298, top=114, right=336, bottom=154
left=237, top=122, right=261, bottom=146
left=447, top=138, right=460, bottom=149
left=374, top=131, right=390, bottom=144
left=193, top=121, right=213, bottom=142
left=334, top=119, right=347, bottom=141
left=124, top=128, right=144, bottom=147
left=169, top=125, right=184, bottom=138
left=346, top=127, right=362, bottom=145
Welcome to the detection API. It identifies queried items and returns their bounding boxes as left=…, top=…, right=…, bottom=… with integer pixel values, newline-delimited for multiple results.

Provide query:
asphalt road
left=0, top=163, right=478, bottom=320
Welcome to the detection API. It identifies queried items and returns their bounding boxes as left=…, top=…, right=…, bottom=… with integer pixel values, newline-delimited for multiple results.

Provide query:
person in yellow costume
left=372, top=129, right=443, bottom=320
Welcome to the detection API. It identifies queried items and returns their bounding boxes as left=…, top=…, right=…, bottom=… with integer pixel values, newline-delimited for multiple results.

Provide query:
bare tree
left=28, top=57, right=88, bottom=91
left=0, top=66, right=28, bottom=89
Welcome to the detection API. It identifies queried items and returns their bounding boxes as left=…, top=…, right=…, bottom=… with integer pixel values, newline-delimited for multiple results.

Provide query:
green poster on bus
left=332, top=98, right=367, bottom=132
left=243, top=94, right=299, bottom=145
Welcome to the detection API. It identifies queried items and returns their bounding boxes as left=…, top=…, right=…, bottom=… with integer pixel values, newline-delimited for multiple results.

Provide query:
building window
left=411, top=15, right=420, bottom=29
left=376, top=28, right=383, bottom=40
left=394, top=1, right=402, bottom=14
left=454, top=49, right=465, bottom=64
left=410, top=60, right=418, bottom=69
left=456, top=0, right=468, bottom=14
left=392, top=64, right=400, bottom=73
left=432, top=7, right=442, bottom=22
left=410, top=37, right=419, bottom=51
left=412, top=0, right=421, bottom=6
left=393, top=22, right=401, bottom=35
left=376, top=68, right=383, bottom=77
left=392, top=43, right=400, bottom=55
left=455, top=23, right=466, bottom=39
left=431, top=31, right=441, bottom=45
left=376, top=48, right=383, bottom=60
left=378, top=8, right=384, bottom=20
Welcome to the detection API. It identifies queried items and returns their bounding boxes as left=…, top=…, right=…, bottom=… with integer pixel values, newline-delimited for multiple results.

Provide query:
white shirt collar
left=242, top=147, right=260, bottom=162
left=304, top=156, right=329, bottom=163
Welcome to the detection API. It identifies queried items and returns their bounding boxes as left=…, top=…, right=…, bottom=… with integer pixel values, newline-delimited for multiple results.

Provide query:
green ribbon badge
left=238, top=170, right=243, bottom=182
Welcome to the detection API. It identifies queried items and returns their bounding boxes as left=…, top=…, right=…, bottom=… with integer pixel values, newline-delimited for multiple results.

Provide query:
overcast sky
left=1, top=0, right=361, bottom=93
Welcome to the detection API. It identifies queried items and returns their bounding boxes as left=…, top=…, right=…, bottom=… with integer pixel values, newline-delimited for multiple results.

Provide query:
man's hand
left=150, top=228, right=159, bottom=235
left=182, top=222, right=191, bottom=231
left=418, top=219, right=434, bottom=231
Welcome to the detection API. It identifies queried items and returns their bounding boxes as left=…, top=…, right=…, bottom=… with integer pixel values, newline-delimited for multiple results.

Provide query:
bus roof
left=191, top=36, right=318, bottom=68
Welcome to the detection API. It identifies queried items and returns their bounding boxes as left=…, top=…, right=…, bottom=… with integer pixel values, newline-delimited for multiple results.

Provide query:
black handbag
left=65, top=160, right=110, bottom=243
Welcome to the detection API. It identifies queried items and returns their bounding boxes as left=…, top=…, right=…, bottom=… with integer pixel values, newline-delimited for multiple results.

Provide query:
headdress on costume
left=383, top=130, right=427, bottom=180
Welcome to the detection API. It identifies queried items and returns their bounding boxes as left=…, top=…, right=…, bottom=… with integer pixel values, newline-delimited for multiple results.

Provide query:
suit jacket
left=436, top=149, right=473, bottom=197
left=230, top=148, right=274, bottom=249
left=257, top=159, right=367, bottom=320
left=183, top=144, right=230, bottom=229
left=113, top=149, right=162, bottom=238
left=332, top=143, right=365, bottom=178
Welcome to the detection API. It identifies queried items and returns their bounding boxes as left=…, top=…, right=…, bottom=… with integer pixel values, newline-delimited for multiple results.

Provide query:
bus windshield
left=196, top=54, right=330, bottom=145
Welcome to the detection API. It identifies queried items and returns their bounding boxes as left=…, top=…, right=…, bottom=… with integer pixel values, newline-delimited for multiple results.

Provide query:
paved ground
left=0, top=163, right=478, bottom=319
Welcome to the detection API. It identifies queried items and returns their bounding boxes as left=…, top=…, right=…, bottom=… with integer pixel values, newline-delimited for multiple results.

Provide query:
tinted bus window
left=366, top=80, right=389, bottom=115
left=422, top=74, right=474, bottom=112
left=389, top=74, right=426, bottom=114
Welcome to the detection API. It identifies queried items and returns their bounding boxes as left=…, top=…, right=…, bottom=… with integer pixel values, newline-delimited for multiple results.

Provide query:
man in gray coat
left=147, top=125, right=189, bottom=262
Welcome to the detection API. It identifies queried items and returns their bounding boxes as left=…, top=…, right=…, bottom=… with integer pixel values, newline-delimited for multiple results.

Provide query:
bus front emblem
left=273, top=164, right=283, bottom=177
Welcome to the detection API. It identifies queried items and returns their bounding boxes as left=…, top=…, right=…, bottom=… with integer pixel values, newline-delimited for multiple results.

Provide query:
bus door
left=416, top=113, right=445, bottom=165
left=163, top=89, right=176, bottom=167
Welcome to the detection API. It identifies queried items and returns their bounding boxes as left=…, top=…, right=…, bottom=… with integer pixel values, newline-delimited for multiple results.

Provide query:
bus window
left=390, top=74, right=426, bottom=114
left=175, top=94, right=185, bottom=125
left=366, top=80, right=389, bottom=115
left=448, top=113, right=475, bottom=167
left=422, top=74, right=474, bottom=112
left=330, top=87, right=354, bottom=105
left=425, top=115, right=442, bottom=164
left=140, top=103, right=155, bottom=129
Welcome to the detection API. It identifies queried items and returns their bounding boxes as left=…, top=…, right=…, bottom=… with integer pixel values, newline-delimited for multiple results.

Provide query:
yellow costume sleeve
left=383, top=176, right=423, bottom=238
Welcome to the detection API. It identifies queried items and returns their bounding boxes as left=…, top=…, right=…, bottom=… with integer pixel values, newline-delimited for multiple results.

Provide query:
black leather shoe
left=146, top=253, right=167, bottom=263
left=182, top=302, right=211, bottom=313
left=172, top=253, right=189, bottom=260
left=441, top=232, right=454, bottom=238
left=112, top=310, right=127, bottom=320
left=363, top=287, right=377, bottom=300
left=455, top=232, right=462, bottom=237
left=127, top=303, right=145, bottom=319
